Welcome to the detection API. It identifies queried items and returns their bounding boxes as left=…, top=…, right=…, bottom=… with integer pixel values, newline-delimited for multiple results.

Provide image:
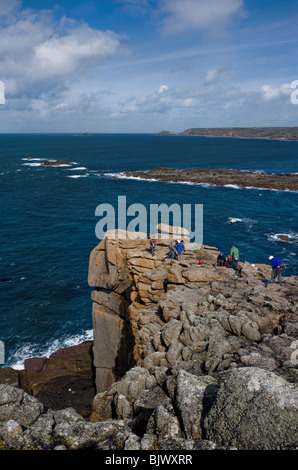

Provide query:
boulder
left=0, top=384, right=44, bottom=427
left=204, top=367, right=298, bottom=450
left=175, top=370, right=219, bottom=440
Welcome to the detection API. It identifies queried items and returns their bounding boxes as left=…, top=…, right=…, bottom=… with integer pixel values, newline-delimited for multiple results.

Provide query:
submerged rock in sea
left=42, top=160, right=72, bottom=166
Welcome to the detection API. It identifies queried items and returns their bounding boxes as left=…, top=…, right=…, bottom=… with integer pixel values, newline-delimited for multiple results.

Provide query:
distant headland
left=158, top=127, right=298, bottom=141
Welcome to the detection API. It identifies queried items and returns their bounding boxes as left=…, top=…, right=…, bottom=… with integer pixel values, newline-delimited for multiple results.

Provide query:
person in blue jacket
left=176, top=240, right=185, bottom=260
left=269, top=256, right=285, bottom=283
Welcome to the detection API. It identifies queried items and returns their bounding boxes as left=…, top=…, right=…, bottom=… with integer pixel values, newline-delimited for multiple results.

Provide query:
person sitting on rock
left=217, top=252, right=226, bottom=267
left=226, top=255, right=234, bottom=269
left=269, top=255, right=285, bottom=283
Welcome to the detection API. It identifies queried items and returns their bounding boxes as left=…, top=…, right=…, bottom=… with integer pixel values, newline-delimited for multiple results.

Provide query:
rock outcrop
left=0, top=341, right=96, bottom=419
left=124, top=167, right=298, bottom=191
left=0, top=230, right=297, bottom=450
left=86, top=230, right=297, bottom=450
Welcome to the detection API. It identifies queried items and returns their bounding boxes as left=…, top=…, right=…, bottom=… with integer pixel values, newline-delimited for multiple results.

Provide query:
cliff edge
left=87, top=230, right=298, bottom=450
left=0, top=231, right=297, bottom=450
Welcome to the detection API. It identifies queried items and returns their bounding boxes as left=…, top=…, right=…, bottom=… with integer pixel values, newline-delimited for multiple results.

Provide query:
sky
left=0, top=0, right=297, bottom=133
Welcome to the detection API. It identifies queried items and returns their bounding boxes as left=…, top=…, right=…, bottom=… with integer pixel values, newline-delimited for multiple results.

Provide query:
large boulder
left=0, top=384, right=44, bottom=427
left=204, top=367, right=298, bottom=450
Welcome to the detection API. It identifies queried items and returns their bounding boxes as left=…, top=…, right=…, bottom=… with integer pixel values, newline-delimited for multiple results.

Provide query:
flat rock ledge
left=124, top=167, right=298, bottom=191
left=0, top=233, right=297, bottom=450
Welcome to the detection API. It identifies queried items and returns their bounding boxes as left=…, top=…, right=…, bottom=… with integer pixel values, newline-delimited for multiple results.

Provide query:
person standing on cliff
left=169, top=239, right=178, bottom=259
left=150, top=233, right=157, bottom=256
left=230, top=244, right=239, bottom=270
left=269, top=256, right=285, bottom=283
left=176, top=240, right=185, bottom=260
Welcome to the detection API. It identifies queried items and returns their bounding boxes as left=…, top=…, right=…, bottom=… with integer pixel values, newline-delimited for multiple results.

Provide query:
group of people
left=217, top=246, right=285, bottom=283
left=217, top=244, right=240, bottom=271
left=169, top=239, right=185, bottom=260
left=148, top=234, right=286, bottom=283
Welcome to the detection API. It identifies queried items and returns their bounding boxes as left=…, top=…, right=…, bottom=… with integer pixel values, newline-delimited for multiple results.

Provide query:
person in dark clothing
left=150, top=234, right=157, bottom=256
left=230, top=244, right=239, bottom=270
left=226, top=255, right=234, bottom=269
left=217, top=252, right=226, bottom=266
left=169, top=239, right=178, bottom=260
left=269, top=256, right=285, bottom=283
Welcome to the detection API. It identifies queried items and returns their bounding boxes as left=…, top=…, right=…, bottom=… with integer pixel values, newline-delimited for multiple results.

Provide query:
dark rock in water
left=42, top=160, right=72, bottom=166
left=275, top=234, right=291, bottom=242
left=124, top=167, right=298, bottom=191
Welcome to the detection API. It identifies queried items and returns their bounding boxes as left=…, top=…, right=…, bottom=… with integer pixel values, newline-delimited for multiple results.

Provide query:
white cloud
left=159, top=0, right=245, bottom=35
left=158, top=85, right=169, bottom=93
left=33, top=25, right=120, bottom=77
left=262, top=83, right=292, bottom=101
left=0, top=7, right=123, bottom=98
left=183, top=97, right=194, bottom=107
left=205, top=65, right=228, bottom=83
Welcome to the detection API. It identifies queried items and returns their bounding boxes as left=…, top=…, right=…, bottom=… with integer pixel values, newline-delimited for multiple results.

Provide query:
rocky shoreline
left=124, top=167, right=298, bottom=191
left=1, top=230, right=297, bottom=451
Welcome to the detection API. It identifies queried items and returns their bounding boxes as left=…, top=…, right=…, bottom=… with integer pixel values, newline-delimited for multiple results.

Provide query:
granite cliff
left=0, top=230, right=297, bottom=450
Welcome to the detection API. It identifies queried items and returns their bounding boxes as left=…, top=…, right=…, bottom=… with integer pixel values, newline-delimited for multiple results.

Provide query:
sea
left=0, top=133, right=297, bottom=370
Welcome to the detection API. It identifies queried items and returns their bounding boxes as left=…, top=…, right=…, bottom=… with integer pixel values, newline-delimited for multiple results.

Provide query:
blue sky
left=0, top=0, right=297, bottom=132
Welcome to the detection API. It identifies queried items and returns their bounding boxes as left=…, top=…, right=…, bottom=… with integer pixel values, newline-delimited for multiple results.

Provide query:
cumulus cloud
left=0, top=6, right=123, bottom=98
left=261, top=83, right=292, bottom=101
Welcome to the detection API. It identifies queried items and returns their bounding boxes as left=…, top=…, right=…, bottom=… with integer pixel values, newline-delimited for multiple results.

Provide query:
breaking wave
left=8, top=329, right=94, bottom=370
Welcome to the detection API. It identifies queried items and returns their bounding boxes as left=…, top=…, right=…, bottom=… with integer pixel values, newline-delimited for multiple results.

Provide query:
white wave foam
left=69, top=167, right=87, bottom=171
left=22, top=162, right=43, bottom=167
left=269, top=233, right=298, bottom=243
left=9, top=329, right=94, bottom=370
left=22, top=158, right=46, bottom=161
left=105, top=172, right=158, bottom=182
left=228, top=217, right=243, bottom=223
left=67, top=174, right=89, bottom=178
left=103, top=172, right=298, bottom=192
left=105, top=173, right=216, bottom=186
left=47, top=164, right=72, bottom=167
